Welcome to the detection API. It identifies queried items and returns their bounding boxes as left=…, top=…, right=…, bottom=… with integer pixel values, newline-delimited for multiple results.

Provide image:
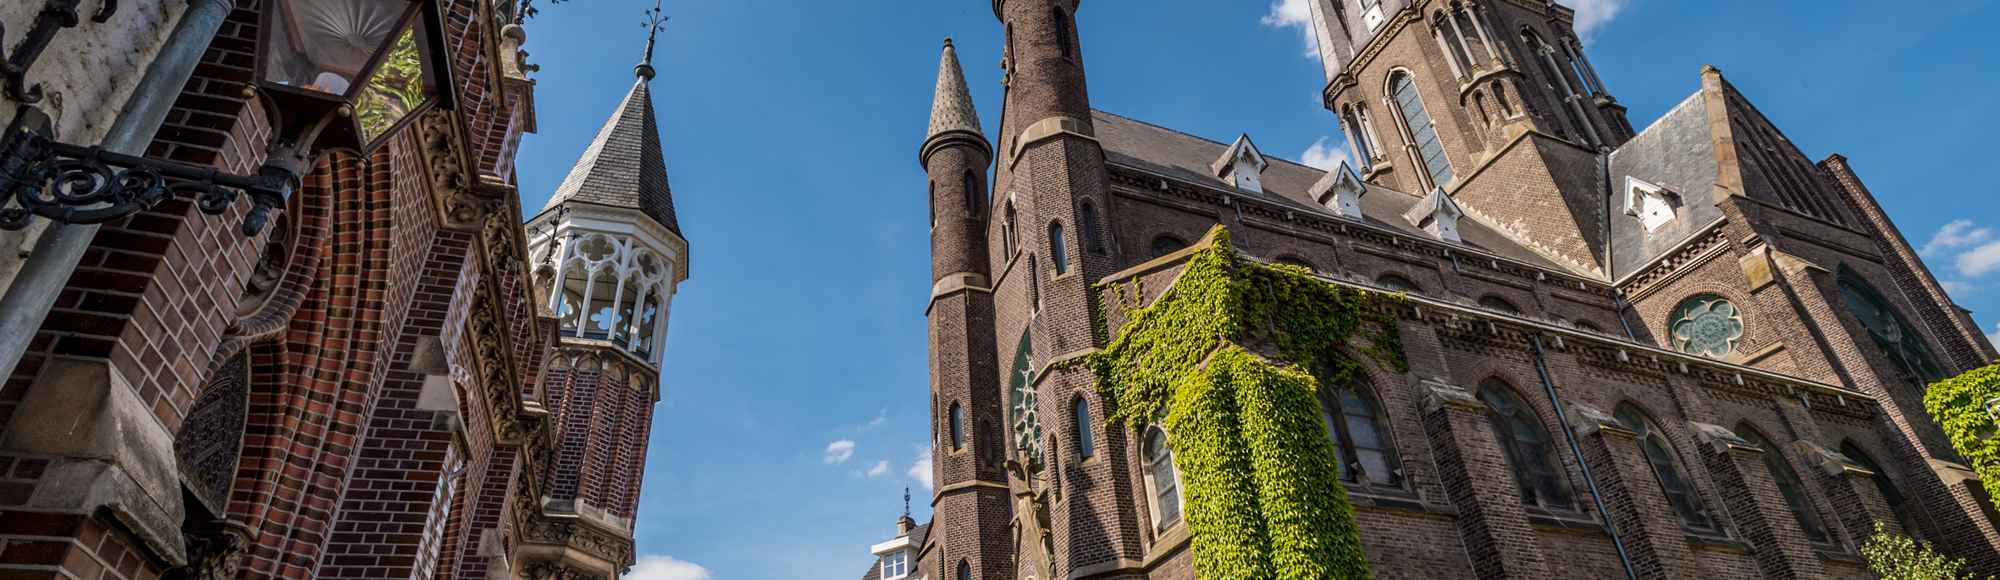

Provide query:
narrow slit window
left=1080, top=203, right=1102, bottom=252
left=1075, top=398, right=1095, bottom=458
left=964, top=171, right=983, bottom=215
left=1052, top=7, right=1074, bottom=60
left=1050, top=222, right=1069, bottom=274
left=950, top=403, right=964, bottom=451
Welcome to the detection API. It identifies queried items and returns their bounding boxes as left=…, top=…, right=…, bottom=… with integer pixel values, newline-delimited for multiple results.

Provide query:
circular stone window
left=1670, top=296, right=1743, bottom=358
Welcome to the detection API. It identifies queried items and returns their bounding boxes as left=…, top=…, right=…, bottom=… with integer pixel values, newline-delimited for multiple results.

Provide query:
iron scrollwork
left=1, top=0, right=118, bottom=103
left=0, top=106, right=295, bottom=236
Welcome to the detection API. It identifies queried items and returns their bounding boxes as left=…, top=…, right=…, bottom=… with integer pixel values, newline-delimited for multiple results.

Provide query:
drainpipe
left=0, top=0, right=239, bottom=384
left=1532, top=334, right=1640, bottom=580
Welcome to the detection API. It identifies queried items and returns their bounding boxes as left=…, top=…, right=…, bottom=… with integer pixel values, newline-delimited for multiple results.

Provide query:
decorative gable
left=1623, top=177, right=1680, bottom=233
left=1211, top=134, right=1270, bottom=194
left=1309, top=161, right=1367, bottom=220
left=1402, top=187, right=1464, bottom=243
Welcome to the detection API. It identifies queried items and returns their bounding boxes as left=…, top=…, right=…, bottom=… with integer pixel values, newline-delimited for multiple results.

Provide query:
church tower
left=520, top=16, right=688, bottom=572
left=1309, top=0, right=1636, bottom=276
left=920, top=38, right=1013, bottom=580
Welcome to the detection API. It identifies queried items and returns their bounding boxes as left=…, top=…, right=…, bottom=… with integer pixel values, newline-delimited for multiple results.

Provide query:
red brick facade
left=896, top=1, right=2000, bottom=579
left=0, top=1, right=660, bottom=579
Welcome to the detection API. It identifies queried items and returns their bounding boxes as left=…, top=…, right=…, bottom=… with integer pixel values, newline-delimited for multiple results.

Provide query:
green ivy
left=1076, top=226, right=1401, bottom=580
left=1923, top=361, right=2000, bottom=501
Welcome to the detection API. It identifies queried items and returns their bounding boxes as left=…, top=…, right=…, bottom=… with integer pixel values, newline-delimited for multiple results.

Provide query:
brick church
left=875, top=0, right=2000, bottom=578
left=0, top=1, right=682, bottom=578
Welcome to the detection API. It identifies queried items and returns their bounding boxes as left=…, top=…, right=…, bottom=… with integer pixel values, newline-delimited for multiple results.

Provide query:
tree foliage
left=1922, top=361, right=2000, bottom=500
left=1863, top=523, right=1976, bottom=580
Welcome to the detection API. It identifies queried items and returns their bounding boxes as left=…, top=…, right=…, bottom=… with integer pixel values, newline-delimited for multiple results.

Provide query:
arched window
left=1150, top=236, right=1187, bottom=258
left=1389, top=72, right=1454, bottom=189
left=558, top=269, right=587, bottom=332
left=1051, top=7, right=1074, bottom=60
left=1142, top=426, right=1182, bottom=529
left=1074, top=398, right=1095, bottom=458
left=950, top=403, right=965, bottom=451
left=1003, top=202, right=1018, bottom=256
left=1316, top=360, right=1399, bottom=487
left=1736, top=425, right=1828, bottom=542
left=1080, top=203, right=1102, bottom=253
left=1473, top=91, right=1491, bottom=127
left=1837, top=269, right=1949, bottom=385
left=1841, top=442, right=1925, bottom=542
left=1050, top=222, right=1069, bottom=274
left=1614, top=404, right=1712, bottom=529
left=1376, top=274, right=1422, bottom=294
left=1478, top=379, right=1573, bottom=509
left=1493, top=83, right=1514, bottom=115
left=958, top=560, right=971, bottom=580
left=1670, top=295, right=1744, bottom=358
left=964, top=171, right=983, bottom=216
left=929, top=181, right=936, bottom=228
left=1478, top=295, right=1521, bottom=314
left=1276, top=257, right=1314, bottom=271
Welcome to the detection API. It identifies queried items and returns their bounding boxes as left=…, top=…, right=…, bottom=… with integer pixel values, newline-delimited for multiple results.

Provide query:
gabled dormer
left=1623, top=176, right=1681, bottom=233
left=869, top=516, right=928, bottom=580
left=1403, top=187, right=1465, bottom=243
left=1211, top=134, right=1270, bottom=194
left=1310, top=161, right=1367, bottom=220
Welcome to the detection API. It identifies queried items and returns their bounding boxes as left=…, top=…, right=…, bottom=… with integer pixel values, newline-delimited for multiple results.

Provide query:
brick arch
left=226, top=148, right=415, bottom=579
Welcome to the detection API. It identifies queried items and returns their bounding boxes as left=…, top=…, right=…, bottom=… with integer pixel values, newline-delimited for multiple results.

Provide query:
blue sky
left=508, top=1, right=2000, bottom=578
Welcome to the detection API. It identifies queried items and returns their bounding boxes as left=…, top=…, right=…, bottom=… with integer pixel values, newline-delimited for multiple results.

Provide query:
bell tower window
left=1389, top=72, right=1453, bottom=190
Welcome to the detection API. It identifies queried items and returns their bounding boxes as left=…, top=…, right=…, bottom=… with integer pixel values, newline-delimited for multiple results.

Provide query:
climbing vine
left=1924, top=361, right=2000, bottom=500
left=1074, top=226, right=1403, bottom=580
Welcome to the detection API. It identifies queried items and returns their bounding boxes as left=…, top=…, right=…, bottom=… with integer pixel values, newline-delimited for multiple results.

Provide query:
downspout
left=0, top=0, right=238, bottom=383
left=1532, top=334, right=1639, bottom=580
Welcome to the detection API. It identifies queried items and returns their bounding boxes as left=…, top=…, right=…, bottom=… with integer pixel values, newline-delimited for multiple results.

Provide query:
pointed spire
left=544, top=25, right=680, bottom=235
left=921, top=38, right=991, bottom=166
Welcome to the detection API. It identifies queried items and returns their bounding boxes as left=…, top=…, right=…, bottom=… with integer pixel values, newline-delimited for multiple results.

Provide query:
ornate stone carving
left=175, top=353, right=249, bottom=516
left=522, top=519, right=635, bottom=567
left=177, top=520, right=250, bottom=580
left=416, top=109, right=514, bottom=232
left=522, top=560, right=606, bottom=580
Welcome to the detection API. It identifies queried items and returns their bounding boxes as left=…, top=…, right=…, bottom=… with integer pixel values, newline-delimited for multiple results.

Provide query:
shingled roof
left=544, top=78, right=681, bottom=236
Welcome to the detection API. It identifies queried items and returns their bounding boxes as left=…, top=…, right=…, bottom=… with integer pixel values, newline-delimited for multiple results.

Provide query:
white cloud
left=1260, top=0, right=1320, bottom=58
left=625, top=555, right=710, bottom=580
left=907, top=448, right=934, bottom=490
left=867, top=460, right=890, bottom=477
left=1988, top=324, right=1999, bottom=351
left=1567, top=0, right=1627, bottom=43
left=1923, top=220, right=1992, bottom=257
left=824, top=440, right=855, bottom=465
left=1940, top=279, right=1976, bottom=298
left=1300, top=137, right=1355, bottom=172
left=865, top=408, right=888, bottom=429
left=1958, top=241, right=2000, bottom=277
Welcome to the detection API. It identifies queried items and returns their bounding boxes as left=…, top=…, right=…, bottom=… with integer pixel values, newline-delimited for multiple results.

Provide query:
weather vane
left=903, top=487, right=911, bottom=518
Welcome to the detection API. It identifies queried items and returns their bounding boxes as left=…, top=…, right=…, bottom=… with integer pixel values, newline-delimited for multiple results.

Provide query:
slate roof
left=927, top=40, right=983, bottom=142
left=544, top=78, right=681, bottom=236
left=1090, top=110, right=1565, bottom=270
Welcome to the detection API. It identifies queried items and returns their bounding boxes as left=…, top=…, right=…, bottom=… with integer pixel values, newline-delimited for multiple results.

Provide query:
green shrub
left=1922, top=362, right=2000, bottom=500
left=1863, top=522, right=1976, bottom=580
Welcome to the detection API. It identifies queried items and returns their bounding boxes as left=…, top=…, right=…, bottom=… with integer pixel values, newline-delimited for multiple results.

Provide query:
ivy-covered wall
left=1078, top=226, right=1403, bottom=580
left=1925, top=362, right=2000, bottom=500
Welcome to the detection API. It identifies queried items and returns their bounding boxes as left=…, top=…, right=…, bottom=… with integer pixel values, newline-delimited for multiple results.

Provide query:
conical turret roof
left=926, top=39, right=987, bottom=149
left=544, top=77, right=680, bottom=236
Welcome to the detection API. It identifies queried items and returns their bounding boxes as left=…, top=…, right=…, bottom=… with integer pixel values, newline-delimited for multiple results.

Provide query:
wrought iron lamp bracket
left=1, top=0, right=119, bottom=103
left=0, top=106, right=294, bottom=236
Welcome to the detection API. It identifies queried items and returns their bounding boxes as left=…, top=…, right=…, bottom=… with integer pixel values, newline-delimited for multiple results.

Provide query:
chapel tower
left=521, top=23, right=688, bottom=566
left=919, top=38, right=1014, bottom=580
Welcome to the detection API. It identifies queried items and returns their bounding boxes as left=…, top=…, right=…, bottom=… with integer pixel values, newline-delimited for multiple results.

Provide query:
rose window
left=1671, top=296, right=1743, bottom=358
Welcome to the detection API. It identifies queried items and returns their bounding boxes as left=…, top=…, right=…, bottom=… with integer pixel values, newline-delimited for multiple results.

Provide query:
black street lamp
left=0, top=0, right=453, bottom=236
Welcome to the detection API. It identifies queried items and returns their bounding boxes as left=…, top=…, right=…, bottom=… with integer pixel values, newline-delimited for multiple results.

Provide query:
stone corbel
left=1413, top=374, right=1485, bottom=414
left=1565, top=401, right=1634, bottom=437
left=179, top=519, right=252, bottom=580
left=417, top=109, right=506, bottom=232
left=1794, top=440, right=1872, bottom=478
left=1687, top=421, right=1758, bottom=455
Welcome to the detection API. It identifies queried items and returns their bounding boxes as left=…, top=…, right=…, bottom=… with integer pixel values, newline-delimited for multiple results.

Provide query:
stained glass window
left=1670, top=295, right=1743, bottom=358
left=1479, top=380, right=1572, bottom=509
left=1737, top=425, right=1828, bottom=542
left=1837, top=271, right=1949, bottom=385
left=1615, top=404, right=1711, bottom=529
left=1316, top=366, right=1399, bottom=487
left=1150, top=236, right=1187, bottom=258
left=1144, top=426, right=1182, bottom=529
